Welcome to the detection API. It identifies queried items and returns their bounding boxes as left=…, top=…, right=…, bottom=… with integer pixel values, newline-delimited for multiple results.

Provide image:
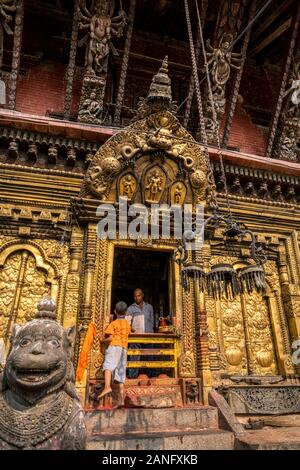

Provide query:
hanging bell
left=238, top=265, right=266, bottom=294
left=180, top=265, right=206, bottom=293
left=207, top=263, right=240, bottom=300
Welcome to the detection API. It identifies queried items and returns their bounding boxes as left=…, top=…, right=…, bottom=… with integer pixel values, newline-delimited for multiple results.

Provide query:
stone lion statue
left=0, top=297, right=86, bottom=450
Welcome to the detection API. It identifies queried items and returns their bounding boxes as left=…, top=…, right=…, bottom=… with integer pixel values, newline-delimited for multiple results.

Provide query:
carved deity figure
left=78, top=0, right=126, bottom=75
left=0, top=297, right=86, bottom=450
left=122, top=174, right=135, bottom=199
left=145, top=169, right=163, bottom=203
left=277, top=127, right=298, bottom=162
left=185, top=380, right=200, bottom=404
left=174, top=182, right=183, bottom=204
left=0, top=0, right=16, bottom=69
left=78, top=90, right=102, bottom=120
left=284, top=60, right=300, bottom=118
left=206, top=33, right=242, bottom=117
left=207, top=33, right=242, bottom=89
left=171, top=181, right=187, bottom=205
left=276, top=60, right=300, bottom=161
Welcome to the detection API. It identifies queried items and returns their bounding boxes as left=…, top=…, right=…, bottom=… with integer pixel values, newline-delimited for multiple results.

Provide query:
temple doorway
left=111, top=247, right=172, bottom=329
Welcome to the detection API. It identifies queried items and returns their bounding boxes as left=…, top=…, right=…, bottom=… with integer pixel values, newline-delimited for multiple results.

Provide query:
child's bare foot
left=112, top=402, right=124, bottom=409
left=98, top=387, right=112, bottom=399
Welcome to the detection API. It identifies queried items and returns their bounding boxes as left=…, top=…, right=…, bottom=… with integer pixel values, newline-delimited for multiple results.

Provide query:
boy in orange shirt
left=98, top=301, right=133, bottom=407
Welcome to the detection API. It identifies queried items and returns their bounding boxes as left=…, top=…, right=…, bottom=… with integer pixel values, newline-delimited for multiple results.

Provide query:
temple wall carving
left=0, top=234, right=81, bottom=347
left=206, top=253, right=297, bottom=385
left=1, top=217, right=300, bottom=397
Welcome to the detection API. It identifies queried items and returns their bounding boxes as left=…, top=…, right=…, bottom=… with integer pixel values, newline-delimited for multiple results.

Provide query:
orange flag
left=76, top=322, right=97, bottom=381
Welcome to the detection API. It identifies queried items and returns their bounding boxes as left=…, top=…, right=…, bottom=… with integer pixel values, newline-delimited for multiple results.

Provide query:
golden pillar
left=277, top=241, right=300, bottom=375
left=4, top=251, right=29, bottom=346
left=63, top=227, right=84, bottom=329
left=75, top=223, right=97, bottom=402
left=195, top=245, right=212, bottom=404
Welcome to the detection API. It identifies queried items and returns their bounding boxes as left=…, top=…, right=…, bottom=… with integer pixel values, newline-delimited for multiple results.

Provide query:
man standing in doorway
left=126, top=288, right=154, bottom=378
left=126, top=288, right=154, bottom=333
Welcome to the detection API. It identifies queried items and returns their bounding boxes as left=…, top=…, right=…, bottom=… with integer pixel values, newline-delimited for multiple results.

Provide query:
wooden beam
left=265, top=1, right=300, bottom=157
left=63, top=0, right=80, bottom=120
left=250, top=17, right=292, bottom=56
left=114, top=0, right=136, bottom=125
left=7, top=0, right=24, bottom=110
left=222, top=0, right=257, bottom=147
left=128, top=350, right=174, bottom=356
left=251, top=0, right=293, bottom=41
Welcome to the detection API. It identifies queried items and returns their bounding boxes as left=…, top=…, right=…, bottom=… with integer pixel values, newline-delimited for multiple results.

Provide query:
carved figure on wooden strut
left=78, top=0, right=127, bottom=75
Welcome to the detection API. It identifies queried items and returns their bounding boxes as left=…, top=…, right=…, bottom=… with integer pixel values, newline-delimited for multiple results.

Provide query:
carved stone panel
left=224, top=386, right=300, bottom=414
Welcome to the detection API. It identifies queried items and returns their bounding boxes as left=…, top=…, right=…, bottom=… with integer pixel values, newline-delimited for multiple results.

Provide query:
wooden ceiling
left=23, top=0, right=297, bottom=67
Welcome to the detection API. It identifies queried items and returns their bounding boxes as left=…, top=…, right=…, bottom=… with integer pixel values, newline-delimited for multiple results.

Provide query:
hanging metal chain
left=184, top=0, right=218, bottom=210
left=195, top=0, right=232, bottom=216
left=183, top=31, right=201, bottom=129
left=265, top=0, right=300, bottom=158
left=64, top=0, right=80, bottom=120
left=184, top=0, right=207, bottom=145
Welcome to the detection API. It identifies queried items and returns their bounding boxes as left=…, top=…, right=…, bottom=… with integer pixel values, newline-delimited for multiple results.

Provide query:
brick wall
left=225, top=104, right=268, bottom=156
left=16, top=62, right=66, bottom=116
left=14, top=61, right=269, bottom=157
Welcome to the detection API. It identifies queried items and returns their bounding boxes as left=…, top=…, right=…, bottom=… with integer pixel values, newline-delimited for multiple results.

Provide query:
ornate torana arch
left=82, top=57, right=208, bottom=205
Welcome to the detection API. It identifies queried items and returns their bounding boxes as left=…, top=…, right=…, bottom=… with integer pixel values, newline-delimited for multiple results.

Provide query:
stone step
left=236, top=426, right=300, bottom=450
left=86, top=406, right=218, bottom=435
left=87, top=428, right=234, bottom=450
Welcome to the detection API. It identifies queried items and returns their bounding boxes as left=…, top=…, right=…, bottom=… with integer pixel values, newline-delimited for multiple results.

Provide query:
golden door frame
left=87, top=237, right=192, bottom=385
left=103, top=239, right=184, bottom=334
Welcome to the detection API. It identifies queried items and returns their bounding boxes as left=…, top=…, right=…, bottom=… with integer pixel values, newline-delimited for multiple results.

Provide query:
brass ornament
left=101, top=155, right=122, bottom=175
left=243, top=290, right=277, bottom=375
left=84, top=111, right=207, bottom=201
left=179, top=350, right=195, bottom=378
left=83, top=58, right=207, bottom=202
left=205, top=254, right=285, bottom=378
left=222, top=307, right=240, bottom=328
left=225, top=345, right=243, bottom=366
left=256, top=349, right=274, bottom=368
